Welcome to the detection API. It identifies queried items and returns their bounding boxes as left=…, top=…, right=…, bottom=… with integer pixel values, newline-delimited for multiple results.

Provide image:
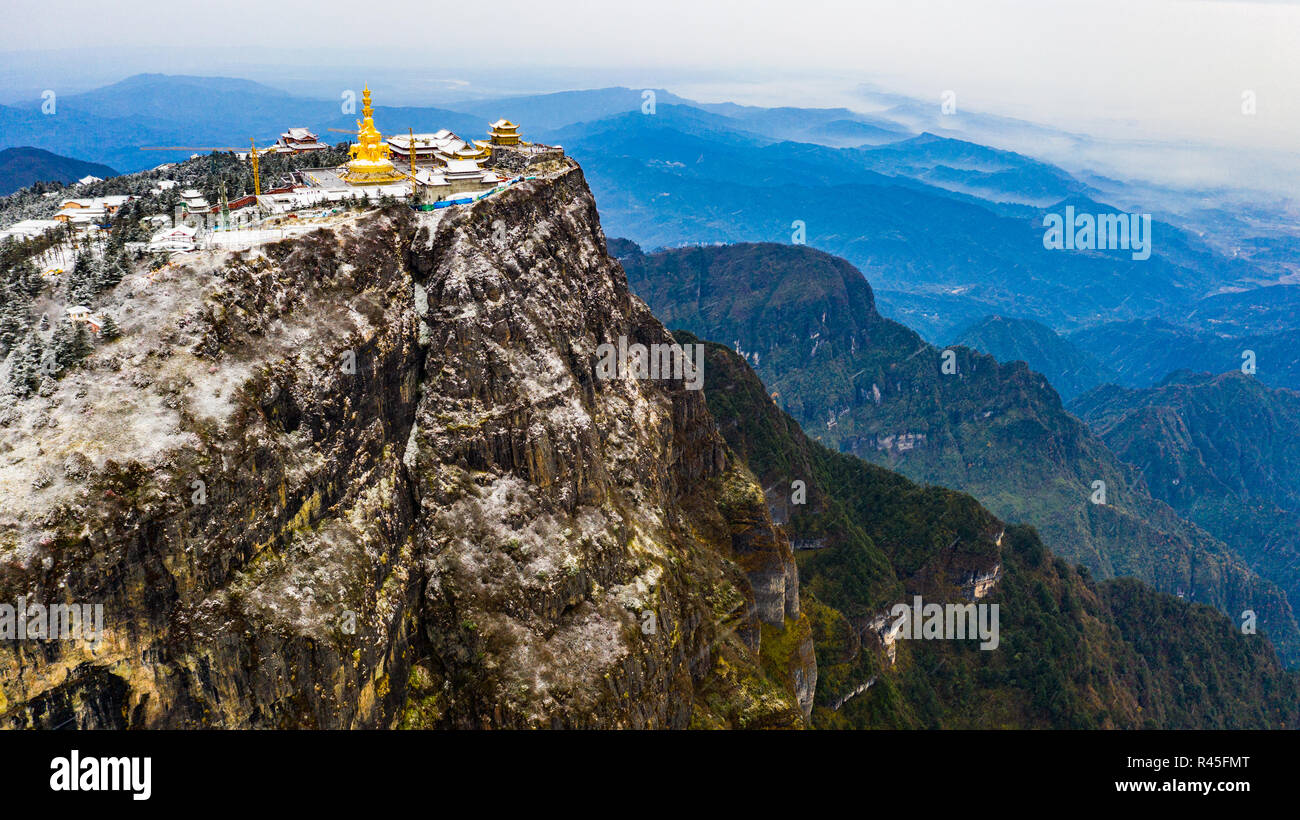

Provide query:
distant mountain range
left=947, top=310, right=1300, bottom=397
left=0, top=147, right=117, bottom=195
left=0, top=74, right=487, bottom=175
left=1069, top=319, right=1300, bottom=394
left=1071, top=371, right=1300, bottom=637
left=4, top=74, right=1296, bottom=349
left=948, top=315, right=1116, bottom=402
left=619, top=240, right=1300, bottom=662
left=544, top=107, right=1271, bottom=340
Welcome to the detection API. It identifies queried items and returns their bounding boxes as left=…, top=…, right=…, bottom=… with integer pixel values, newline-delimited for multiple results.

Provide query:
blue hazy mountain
left=440, top=86, right=700, bottom=132
left=2, top=74, right=1291, bottom=351
left=0, top=74, right=488, bottom=173
left=686, top=101, right=912, bottom=147
left=849, top=84, right=1095, bottom=154
left=1070, top=371, right=1300, bottom=639
left=0, top=147, right=118, bottom=195
left=1069, top=319, right=1300, bottom=393
left=843, top=132, right=1090, bottom=205
left=549, top=109, right=1268, bottom=339
left=949, top=315, right=1117, bottom=401
left=1186, top=285, right=1300, bottom=336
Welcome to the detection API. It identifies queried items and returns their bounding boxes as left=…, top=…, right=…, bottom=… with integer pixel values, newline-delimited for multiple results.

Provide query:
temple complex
left=1, top=87, right=568, bottom=251
left=187, top=85, right=565, bottom=218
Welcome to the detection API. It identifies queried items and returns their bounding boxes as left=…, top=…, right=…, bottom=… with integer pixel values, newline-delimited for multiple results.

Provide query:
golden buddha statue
left=341, top=86, right=407, bottom=185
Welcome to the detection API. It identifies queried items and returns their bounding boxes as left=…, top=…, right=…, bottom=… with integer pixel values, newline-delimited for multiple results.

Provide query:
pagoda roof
left=444, top=159, right=484, bottom=174
left=412, top=169, right=450, bottom=186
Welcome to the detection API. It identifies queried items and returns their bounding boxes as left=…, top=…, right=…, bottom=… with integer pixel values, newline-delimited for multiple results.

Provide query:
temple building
left=53, top=206, right=106, bottom=226
left=387, top=129, right=469, bottom=167
left=340, top=87, right=407, bottom=186
left=58, top=195, right=133, bottom=215
left=478, top=119, right=566, bottom=174
left=411, top=160, right=504, bottom=207
left=442, top=159, right=501, bottom=192
left=179, top=189, right=210, bottom=213
left=454, top=142, right=492, bottom=162
left=273, top=127, right=329, bottom=154
left=487, top=119, right=522, bottom=145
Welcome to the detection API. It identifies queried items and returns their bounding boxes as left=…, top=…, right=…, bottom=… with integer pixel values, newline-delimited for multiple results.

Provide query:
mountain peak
left=98, top=73, right=294, bottom=96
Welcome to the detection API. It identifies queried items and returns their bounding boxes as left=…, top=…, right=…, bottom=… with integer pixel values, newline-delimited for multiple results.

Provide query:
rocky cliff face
left=0, top=164, right=813, bottom=728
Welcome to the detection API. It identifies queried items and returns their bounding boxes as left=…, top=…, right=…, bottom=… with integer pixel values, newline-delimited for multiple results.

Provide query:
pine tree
left=0, top=291, right=28, bottom=359
left=96, top=253, right=127, bottom=293
left=65, top=251, right=100, bottom=305
left=71, top=323, right=92, bottom=362
left=98, top=314, right=120, bottom=342
left=51, top=321, right=91, bottom=371
left=12, top=258, right=42, bottom=300
left=7, top=332, right=46, bottom=397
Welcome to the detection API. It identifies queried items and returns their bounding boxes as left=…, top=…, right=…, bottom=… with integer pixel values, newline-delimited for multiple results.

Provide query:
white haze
left=1, top=0, right=1298, bottom=194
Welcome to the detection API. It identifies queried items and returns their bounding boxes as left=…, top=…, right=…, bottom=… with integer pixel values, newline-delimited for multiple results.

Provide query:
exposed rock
left=0, top=163, right=810, bottom=728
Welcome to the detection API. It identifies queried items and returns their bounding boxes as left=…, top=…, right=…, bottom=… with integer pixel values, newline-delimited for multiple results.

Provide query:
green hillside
left=622, top=241, right=1300, bottom=663
left=697, top=335, right=1300, bottom=728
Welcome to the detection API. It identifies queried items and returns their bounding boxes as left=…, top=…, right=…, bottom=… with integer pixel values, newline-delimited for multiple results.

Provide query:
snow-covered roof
left=0, top=219, right=59, bottom=241
left=8, top=219, right=60, bottom=232
left=56, top=208, right=106, bottom=222
left=388, top=132, right=465, bottom=152
left=444, top=159, right=484, bottom=175
left=413, top=169, right=450, bottom=186
left=60, top=196, right=130, bottom=210
left=153, top=225, right=197, bottom=239
left=388, top=134, right=436, bottom=149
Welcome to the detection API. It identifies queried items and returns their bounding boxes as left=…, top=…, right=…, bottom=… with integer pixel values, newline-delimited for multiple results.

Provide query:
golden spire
left=342, top=83, right=406, bottom=185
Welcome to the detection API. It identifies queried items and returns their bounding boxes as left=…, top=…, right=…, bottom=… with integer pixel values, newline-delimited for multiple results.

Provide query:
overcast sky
left=2, top=0, right=1297, bottom=153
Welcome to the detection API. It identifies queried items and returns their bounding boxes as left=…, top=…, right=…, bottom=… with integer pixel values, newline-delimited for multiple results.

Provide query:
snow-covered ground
left=0, top=207, right=398, bottom=564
